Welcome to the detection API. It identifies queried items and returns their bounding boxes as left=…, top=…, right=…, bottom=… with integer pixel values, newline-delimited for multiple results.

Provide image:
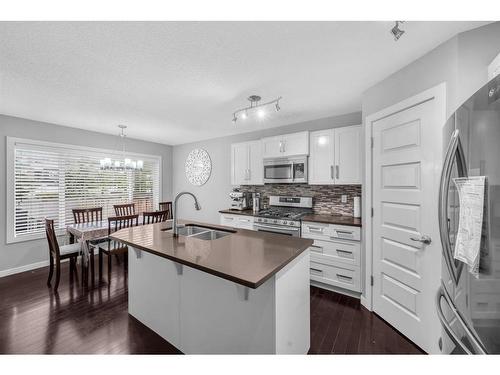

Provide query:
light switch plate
left=341, top=195, right=347, bottom=203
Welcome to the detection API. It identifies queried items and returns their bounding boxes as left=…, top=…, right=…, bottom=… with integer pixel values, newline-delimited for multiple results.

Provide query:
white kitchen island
left=111, top=221, right=312, bottom=354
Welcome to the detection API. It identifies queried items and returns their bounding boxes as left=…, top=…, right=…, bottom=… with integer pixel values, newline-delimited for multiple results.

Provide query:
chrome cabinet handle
left=436, top=282, right=486, bottom=354
left=335, top=230, right=353, bottom=235
left=336, top=249, right=353, bottom=257
left=336, top=274, right=353, bottom=282
left=310, top=245, right=323, bottom=253
left=439, top=128, right=467, bottom=285
left=282, top=140, right=286, bottom=153
left=410, top=234, right=432, bottom=245
left=308, top=226, right=324, bottom=232
left=279, top=140, right=283, bottom=153
left=335, top=165, right=339, bottom=179
left=310, top=268, right=323, bottom=274
left=330, top=165, right=334, bottom=180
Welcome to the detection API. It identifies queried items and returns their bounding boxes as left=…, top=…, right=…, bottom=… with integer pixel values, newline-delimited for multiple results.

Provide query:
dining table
left=66, top=216, right=147, bottom=285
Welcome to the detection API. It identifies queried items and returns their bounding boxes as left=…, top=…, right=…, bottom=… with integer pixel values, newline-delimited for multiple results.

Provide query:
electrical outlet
left=341, top=195, right=347, bottom=203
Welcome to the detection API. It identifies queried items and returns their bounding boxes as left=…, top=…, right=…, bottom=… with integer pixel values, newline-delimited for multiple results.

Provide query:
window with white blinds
left=6, top=137, right=161, bottom=243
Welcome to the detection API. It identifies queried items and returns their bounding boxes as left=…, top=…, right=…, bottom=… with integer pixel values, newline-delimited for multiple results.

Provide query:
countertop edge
left=110, top=228, right=313, bottom=289
left=219, top=209, right=362, bottom=227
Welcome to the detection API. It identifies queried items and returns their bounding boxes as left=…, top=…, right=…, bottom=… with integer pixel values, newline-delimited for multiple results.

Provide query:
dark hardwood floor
left=0, top=256, right=423, bottom=354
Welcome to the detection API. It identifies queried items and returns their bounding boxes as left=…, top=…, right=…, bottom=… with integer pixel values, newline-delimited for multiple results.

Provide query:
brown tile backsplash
left=238, top=184, right=362, bottom=216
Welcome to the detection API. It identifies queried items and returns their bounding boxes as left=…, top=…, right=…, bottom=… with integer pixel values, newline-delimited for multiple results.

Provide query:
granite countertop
left=219, top=209, right=362, bottom=227
left=110, top=220, right=313, bottom=289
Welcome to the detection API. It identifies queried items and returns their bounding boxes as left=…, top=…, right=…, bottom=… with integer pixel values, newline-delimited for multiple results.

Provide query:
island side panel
left=179, top=265, right=276, bottom=354
left=128, top=247, right=181, bottom=349
left=274, top=249, right=310, bottom=354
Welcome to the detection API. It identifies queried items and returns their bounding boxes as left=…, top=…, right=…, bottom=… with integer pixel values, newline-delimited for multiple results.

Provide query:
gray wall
left=362, top=22, right=500, bottom=119
left=172, top=112, right=362, bottom=224
left=359, top=21, right=500, bottom=299
left=0, top=114, right=173, bottom=274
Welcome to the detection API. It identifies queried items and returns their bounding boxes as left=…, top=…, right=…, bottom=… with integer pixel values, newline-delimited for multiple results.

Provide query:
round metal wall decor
left=185, top=148, right=212, bottom=186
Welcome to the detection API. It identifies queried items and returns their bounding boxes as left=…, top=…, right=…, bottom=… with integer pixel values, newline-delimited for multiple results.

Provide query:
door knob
left=410, top=234, right=432, bottom=245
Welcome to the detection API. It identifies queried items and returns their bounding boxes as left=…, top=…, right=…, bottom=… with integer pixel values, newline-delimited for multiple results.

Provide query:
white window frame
left=6, top=136, right=163, bottom=244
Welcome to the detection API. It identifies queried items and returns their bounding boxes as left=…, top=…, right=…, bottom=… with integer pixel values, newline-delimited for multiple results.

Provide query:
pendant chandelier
left=99, top=125, right=143, bottom=171
left=232, top=95, right=282, bottom=123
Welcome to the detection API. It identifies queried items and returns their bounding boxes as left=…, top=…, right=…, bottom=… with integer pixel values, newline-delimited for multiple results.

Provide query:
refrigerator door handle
left=438, top=128, right=467, bottom=286
left=436, top=282, right=487, bottom=354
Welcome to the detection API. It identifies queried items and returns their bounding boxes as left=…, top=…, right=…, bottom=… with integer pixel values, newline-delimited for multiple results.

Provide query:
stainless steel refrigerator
left=437, top=74, right=500, bottom=354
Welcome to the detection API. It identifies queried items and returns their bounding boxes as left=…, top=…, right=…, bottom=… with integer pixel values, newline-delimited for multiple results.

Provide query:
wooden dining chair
left=98, top=214, right=139, bottom=283
left=72, top=207, right=104, bottom=282
left=142, top=210, right=169, bottom=225
left=113, top=203, right=135, bottom=216
left=159, top=201, right=173, bottom=219
left=72, top=207, right=103, bottom=224
left=45, top=219, right=82, bottom=292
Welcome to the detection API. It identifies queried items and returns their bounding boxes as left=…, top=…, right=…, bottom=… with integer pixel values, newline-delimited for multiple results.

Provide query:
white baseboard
left=0, top=260, right=49, bottom=278
left=310, top=280, right=361, bottom=299
left=360, top=295, right=372, bottom=311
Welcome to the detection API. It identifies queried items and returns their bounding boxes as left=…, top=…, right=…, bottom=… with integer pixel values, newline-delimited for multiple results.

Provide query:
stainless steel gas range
left=253, top=196, right=313, bottom=237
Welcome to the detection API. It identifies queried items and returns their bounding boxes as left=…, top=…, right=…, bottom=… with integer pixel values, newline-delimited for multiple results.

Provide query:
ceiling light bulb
left=257, top=109, right=266, bottom=118
left=241, top=111, right=248, bottom=119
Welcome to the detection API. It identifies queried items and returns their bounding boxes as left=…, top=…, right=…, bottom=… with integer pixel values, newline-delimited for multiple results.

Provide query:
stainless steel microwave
left=263, top=156, right=308, bottom=184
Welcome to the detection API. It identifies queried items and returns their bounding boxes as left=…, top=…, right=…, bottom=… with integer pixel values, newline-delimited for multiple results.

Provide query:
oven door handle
left=254, top=223, right=300, bottom=232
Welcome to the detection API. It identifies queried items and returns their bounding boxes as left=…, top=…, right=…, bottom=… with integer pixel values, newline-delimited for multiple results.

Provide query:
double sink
left=175, top=224, right=234, bottom=240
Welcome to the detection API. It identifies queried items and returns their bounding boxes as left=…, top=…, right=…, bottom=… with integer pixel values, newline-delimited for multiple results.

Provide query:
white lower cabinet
left=302, top=221, right=361, bottom=294
left=219, top=213, right=254, bottom=230
left=310, top=261, right=361, bottom=292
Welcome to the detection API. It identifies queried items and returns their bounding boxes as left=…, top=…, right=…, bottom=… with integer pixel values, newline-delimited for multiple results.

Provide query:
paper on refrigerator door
left=453, top=176, right=486, bottom=277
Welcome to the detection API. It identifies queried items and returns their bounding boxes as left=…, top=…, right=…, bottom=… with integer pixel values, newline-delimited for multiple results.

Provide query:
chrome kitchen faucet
left=172, top=191, right=201, bottom=236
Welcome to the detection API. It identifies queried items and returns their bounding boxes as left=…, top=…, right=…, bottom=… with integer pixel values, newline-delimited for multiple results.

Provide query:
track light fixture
left=390, top=21, right=405, bottom=41
left=232, top=95, right=282, bottom=123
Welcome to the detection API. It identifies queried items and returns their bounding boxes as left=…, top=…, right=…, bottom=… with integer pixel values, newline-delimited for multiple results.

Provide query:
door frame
left=361, top=83, right=447, bottom=311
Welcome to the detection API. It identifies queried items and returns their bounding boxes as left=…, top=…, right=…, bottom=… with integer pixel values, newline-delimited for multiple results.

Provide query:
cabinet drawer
left=330, top=224, right=360, bottom=241
left=220, top=214, right=254, bottom=230
left=309, top=239, right=360, bottom=267
left=309, top=261, right=360, bottom=292
left=235, top=216, right=254, bottom=230
left=220, top=214, right=236, bottom=227
left=301, top=222, right=330, bottom=240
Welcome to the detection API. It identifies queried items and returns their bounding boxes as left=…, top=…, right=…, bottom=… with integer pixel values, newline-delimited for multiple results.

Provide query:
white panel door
left=262, top=136, right=283, bottom=158
left=248, top=140, right=263, bottom=185
left=372, top=99, right=442, bottom=353
left=334, top=125, right=362, bottom=184
left=231, top=143, right=249, bottom=185
left=281, top=131, right=309, bottom=157
left=309, top=129, right=335, bottom=185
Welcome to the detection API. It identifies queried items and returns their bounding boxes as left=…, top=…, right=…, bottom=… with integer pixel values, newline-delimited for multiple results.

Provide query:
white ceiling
left=0, top=21, right=489, bottom=145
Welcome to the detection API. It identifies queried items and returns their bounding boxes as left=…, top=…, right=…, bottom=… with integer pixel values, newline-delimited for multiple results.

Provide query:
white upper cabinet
left=231, top=142, right=248, bottom=185
left=247, top=140, right=263, bottom=184
left=261, top=135, right=283, bottom=158
left=262, top=131, right=309, bottom=158
left=231, top=140, right=263, bottom=185
left=334, top=125, right=362, bottom=184
left=309, top=125, right=362, bottom=185
left=309, top=129, right=335, bottom=184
